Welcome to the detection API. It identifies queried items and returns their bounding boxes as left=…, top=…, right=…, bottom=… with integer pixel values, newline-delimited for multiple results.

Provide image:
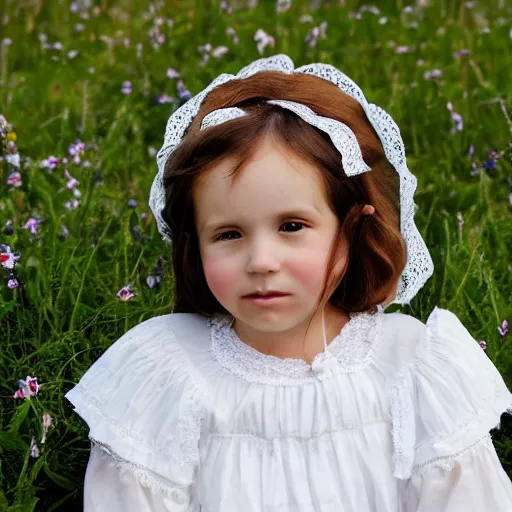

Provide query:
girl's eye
left=216, top=222, right=305, bottom=241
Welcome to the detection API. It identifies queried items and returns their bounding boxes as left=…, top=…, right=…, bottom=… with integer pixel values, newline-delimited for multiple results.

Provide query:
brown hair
left=161, top=71, right=407, bottom=317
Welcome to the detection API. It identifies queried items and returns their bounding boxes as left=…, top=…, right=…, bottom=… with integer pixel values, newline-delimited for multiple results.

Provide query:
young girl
left=65, top=54, right=512, bottom=511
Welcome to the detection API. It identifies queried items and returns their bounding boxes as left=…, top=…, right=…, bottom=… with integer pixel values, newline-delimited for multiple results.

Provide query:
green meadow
left=1, top=0, right=511, bottom=509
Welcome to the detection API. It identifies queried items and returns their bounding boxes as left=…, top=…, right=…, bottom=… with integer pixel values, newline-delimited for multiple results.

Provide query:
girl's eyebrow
left=200, top=206, right=320, bottom=233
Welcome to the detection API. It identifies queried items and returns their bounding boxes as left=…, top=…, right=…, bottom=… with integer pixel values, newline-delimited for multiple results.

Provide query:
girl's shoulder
left=65, top=312, right=211, bottom=489
left=385, top=306, right=512, bottom=480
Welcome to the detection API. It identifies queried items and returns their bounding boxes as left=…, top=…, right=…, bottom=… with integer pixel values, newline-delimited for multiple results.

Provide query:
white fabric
left=150, top=54, right=435, bottom=306
left=66, top=307, right=512, bottom=511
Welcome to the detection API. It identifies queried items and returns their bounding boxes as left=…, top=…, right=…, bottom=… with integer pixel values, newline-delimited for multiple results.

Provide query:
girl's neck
left=232, top=304, right=351, bottom=363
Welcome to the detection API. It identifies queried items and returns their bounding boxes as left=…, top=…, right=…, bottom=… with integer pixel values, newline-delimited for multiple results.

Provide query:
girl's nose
left=245, top=238, right=281, bottom=274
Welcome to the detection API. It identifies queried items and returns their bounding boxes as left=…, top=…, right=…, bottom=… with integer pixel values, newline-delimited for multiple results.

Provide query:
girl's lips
left=242, top=293, right=291, bottom=304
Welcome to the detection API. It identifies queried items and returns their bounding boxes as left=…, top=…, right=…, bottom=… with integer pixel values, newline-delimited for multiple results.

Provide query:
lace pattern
left=201, top=107, right=247, bottom=130
left=91, top=439, right=190, bottom=504
left=208, top=307, right=384, bottom=386
left=412, top=434, right=493, bottom=477
left=267, top=100, right=371, bottom=176
left=151, top=54, right=434, bottom=306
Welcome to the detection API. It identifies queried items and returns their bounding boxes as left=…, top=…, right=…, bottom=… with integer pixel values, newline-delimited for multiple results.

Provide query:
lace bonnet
left=150, top=54, right=434, bottom=306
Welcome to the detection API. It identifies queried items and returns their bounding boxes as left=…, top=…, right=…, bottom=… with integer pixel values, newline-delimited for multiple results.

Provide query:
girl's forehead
left=193, top=141, right=330, bottom=232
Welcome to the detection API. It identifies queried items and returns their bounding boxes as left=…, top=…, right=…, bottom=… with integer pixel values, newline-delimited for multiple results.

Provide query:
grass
left=1, top=0, right=512, bottom=509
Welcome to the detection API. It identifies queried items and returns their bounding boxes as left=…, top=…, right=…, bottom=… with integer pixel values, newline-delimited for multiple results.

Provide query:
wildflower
left=67, top=50, right=79, bottom=59
left=0, top=244, right=21, bottom=270
left=40, top=156, right=60, bottom=169
left=395, top=46, right=411, bottom=54
left=13, top=376, right=40, bottom=399
left=5, top=153, right=20, bottom=168
left=498, top=320, right=509, bottom=337
left=59, top=225, right=70, bottom=238
left=117, top=284, right=135, bottom=301
left=121, top=81, right=132, bottom=95
left=6, top=132, right=17, bottom=141
left=254, top=29, right=275, bottom=55
left=65, top=170, right=79, bottom=189
left=379, top=17, right=388, bottom=24
left=177, top=80, right=192, bottom=103
left=479, top=340, right=487, bottom=350
left=64, top=199, right=80, bottom=210
left=454, top=49, right=470, bottom=59
left=212, top=46, right=229, bottom=59
left=446, top=102, right=463, bottom=133
left=7, top=275, right=19, bottom=289
left=41, top=413, right=52, bottom=444
left=30, top=437, right=40, bottom=458
left=128, top=198, right=137, bottom=209
left=424, top=69, right=443, bottom=80
left=156, top=93, right=175, bottom=104
left=23, top=218, right=40, bottom=234
left=305, top=22, right=328, bottom=48
left=226, top=27, right=239, bottom=45
left=7, top=171, right=22, bottom=188
left=146, top=275, right=161, bottom=288
left=166, top=68, right=180, bottom=79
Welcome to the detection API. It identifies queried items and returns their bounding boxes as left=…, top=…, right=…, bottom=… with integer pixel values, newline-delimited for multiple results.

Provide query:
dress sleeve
left=388, top=307, right=512, bottom=507
left=84, top=441, right=199, bottom=511
left=65, top=315, right=205, bottom=511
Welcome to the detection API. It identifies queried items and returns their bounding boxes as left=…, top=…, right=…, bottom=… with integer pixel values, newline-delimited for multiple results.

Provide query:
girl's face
left=193, top=135, right=347, bottom=338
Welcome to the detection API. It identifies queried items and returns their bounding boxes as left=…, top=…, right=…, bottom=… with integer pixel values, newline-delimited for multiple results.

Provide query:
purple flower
left=116, top=285, right=136, bottom=301
left=6, top=171, right=22, bottom=188
left=446, top=102, right=463, bottom=133
left=166, top=68, right=180, bottom=79
left=65, top=170, right=79, bottom=189
left=13, top=376, right=40, bottom=399
left=146, top=275, right=161, bottom=288
left=156, top=94, right=175, bottom=104
left=479, top=340, right=487, bottom=350
left=23, top=218, right=40, bottom=234
left=424, top=69, right=443, bottom=80
left=395, top=46, right=411, bottom=54
left=0, top=244, right=21, bottom=270
left=498, top=320, right=509, bottom=337
left=7, top=275, right=19, bottom=289
left=128, top=198, right=137, bottom=209
left=30, top=437, right=40, bottom=458
left=121, top=81, right=132, bottom=95
left=177, top=80, right=191, bottom=101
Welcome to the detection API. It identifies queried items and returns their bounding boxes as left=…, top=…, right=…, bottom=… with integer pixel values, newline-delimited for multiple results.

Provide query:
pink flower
left=30, top=437, right=40, bottom=458
left=65, top=169, right=79, bottom=189
left=116, top=285, right=135, bottom=301
left=395, top=46, right=411, bottom=54
left=13, top=376, right=40, bottom=399
left=23, top=218, right=40, bottom=234
left=7, top=171, right=22, bottom=188
left=498, top=320, right=509, bottom=337
left=166, top=68, right=180, bottom=79
left=41, top=412, right=52, bottom=444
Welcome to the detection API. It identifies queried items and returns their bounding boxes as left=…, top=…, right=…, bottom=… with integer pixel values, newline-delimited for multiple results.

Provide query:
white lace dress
left=65, top=306, right=512, bottom=511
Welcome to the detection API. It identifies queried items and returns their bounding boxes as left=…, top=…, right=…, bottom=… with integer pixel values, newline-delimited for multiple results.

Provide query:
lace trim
left=208, top=307, right=384, bottom=385
left=73, top=378, right=203, bottom=468
left=412, top=434, right=493, bottom=477
left=91, top=440, right=190, bottom=504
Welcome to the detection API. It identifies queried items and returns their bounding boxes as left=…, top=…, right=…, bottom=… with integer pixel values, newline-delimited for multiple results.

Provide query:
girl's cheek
left=202, top=254, right=237, bottom=303
left=289, top=253, right=328, bottom=293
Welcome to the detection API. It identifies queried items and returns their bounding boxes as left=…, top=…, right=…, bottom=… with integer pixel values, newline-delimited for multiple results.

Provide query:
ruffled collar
left=207, top=306, right=384, bottom=386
